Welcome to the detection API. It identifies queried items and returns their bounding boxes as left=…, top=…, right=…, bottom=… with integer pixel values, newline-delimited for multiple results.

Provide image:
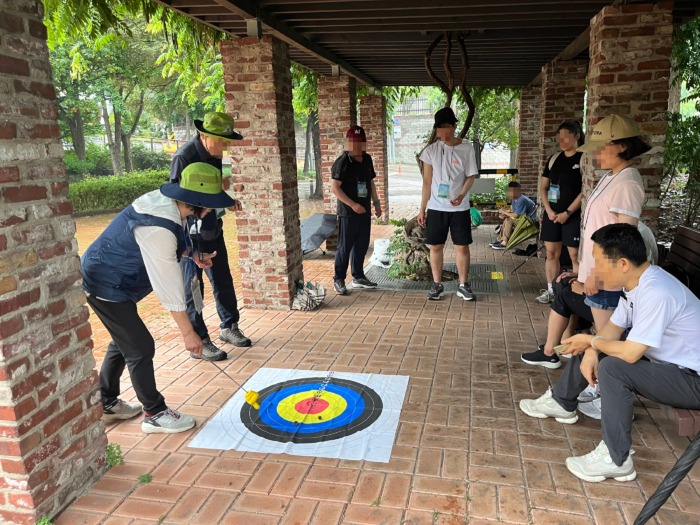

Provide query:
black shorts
left=550, top=275, right=593, bottom=327
left=539, top=212, right=581, bottom=247
left=425, top=209, right=472, bottom=246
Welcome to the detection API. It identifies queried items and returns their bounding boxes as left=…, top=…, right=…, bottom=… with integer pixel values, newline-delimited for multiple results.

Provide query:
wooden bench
left=635, top=225, right=700, bottom=524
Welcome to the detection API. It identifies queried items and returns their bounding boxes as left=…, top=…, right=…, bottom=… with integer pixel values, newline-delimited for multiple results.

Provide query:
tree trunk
left=185, top=113, right=192, bottom=140
left=310, top=109, right=323, bottom=199
left=472, top=111, right=482, bottom=171
left=102, top=101, right=122, bottom=175
left=303, top=112, right=312, bottom=173
left=67, top=109, right=86, bottom=160
left=120, top=91, right=145, bottom=173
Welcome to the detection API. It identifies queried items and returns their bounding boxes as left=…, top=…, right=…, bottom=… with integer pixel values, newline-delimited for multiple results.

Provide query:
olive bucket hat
left=194, top=112, right=243, bottom=141
left=160, top=162, right=236, bottom=209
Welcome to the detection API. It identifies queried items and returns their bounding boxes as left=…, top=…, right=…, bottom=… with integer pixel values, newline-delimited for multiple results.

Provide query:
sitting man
left=519, top=223, right=700, bottom=483
left=490, top=181, right=537, bottom=250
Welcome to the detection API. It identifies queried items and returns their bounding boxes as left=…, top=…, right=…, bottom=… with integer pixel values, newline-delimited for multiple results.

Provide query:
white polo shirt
left=419, top=140, right=478, bottom=212
left=611, top=265, right=700, bottom=371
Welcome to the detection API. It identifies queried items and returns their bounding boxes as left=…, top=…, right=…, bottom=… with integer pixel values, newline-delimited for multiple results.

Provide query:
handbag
left=291, top=280, right=327, bottom=311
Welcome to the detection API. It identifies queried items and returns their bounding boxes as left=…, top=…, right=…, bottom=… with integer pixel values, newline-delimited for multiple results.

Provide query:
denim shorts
left=584, top=289, right=622, bottom=310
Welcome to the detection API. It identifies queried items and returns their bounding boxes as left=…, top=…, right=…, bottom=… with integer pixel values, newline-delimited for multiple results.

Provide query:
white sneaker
left=566, top=440, right=636, bottom=483
left=141, top=408, right=195, bottom=434
left=535, top=289, right=555, bottom=304
left=519, top=388, right=578, bottom=424
left=102, top=399, right=142, bottom=422
left=577, top=397, right=602, bottom=420
left=577, top=384, right=600, bottom=403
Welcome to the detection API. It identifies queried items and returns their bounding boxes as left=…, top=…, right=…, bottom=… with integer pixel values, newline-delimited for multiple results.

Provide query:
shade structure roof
left=157, top=0, right=700, bottom=87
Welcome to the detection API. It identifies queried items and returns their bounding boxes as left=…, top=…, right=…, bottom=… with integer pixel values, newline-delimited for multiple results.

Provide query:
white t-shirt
left=611, top=265, right=700, bottom=371
left=419, top=140, right=478, bottom=212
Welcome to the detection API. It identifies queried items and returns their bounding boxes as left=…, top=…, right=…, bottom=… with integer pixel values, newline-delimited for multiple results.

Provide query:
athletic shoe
left=457, top=283, right=476, bottom=301
left=191, top=338, right=227, bottom=361
left=427, top=282, right=444, bottom=301
left=102, top=399, right=142, bottom=422
left=219, top=324, right=251, bottom=348
left=577, top=384, right=600, bottom=403
left=334, top=279, right=348, bottom=295
left=525, top=243, right=538, bottom=256
left=490, top=242, right=506, bottom=250
left=577, top=397, right=602, bottom=420
left=565, top=440, right=636, bottom=483
left=535, top=289, right=555, bottom=304
left=142, top=408, right=196, bottom=434
left=520, top=345, right=561, bottom=369
left=352, top=277, right=378, bottom=289
left=519, top=388, right=578, bottom=424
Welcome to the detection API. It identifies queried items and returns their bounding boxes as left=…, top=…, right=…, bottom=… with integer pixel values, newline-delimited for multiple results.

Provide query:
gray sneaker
left=536, top=289, right=555, bottom=304
left=427, top=282, right=444, bottom=300
left=102, top=399, right=142, bottom=422
left=457, top=283, right=476, bottom=301
left=191, top=338, right=228, bottom=361
left=141, top=408, right=195, bottom=434
left=219, top=324, right=251, bottom=348
left=352, top=277, right=377, bottom=289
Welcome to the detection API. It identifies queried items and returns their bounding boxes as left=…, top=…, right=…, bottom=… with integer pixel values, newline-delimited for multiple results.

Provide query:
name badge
left=357, top=181, right=368, bottom=198
left=548, top=185, right=560, bottom=203
left=438, top=183, right=451, bottom=199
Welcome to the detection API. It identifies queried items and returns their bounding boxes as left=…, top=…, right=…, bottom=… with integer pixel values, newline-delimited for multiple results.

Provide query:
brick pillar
left=516, top=86, right=542, bottom=196
left=585, top=2, right=674, bottom=233
left=539, top=59, right=587, bottom=176
left=359, top=95, right=389, bottom=224
left=318, top=75, right=357, bottom=215
left=221, top=36, right=303, bottom=310
left=0, top=1, right=108, bottom=523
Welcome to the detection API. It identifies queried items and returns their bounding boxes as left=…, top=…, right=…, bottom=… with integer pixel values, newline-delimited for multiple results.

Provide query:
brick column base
left=221, top=36, right=303, bottom=309
left=584, top=2, right=674, bottom=233
left=0, top=1, right=107, bottom=523
left=516, top=86, right=543, bottom=197
left=318, top=75, right=357, bottom=216
left=360, top=95, right=389, bottom=224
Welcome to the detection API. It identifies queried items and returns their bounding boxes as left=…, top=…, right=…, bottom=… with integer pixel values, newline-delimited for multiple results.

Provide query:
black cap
left=433, top=107, right=458, bottom=129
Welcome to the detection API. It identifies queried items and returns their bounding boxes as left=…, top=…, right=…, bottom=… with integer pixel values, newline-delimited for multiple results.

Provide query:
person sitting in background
left=519, top=224, right=700, bottom=484
left=490, top=181, right=538, bottom=250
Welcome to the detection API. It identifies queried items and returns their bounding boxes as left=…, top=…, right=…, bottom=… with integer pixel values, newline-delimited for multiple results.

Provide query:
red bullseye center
left=294, top=397, right=329, bottom=415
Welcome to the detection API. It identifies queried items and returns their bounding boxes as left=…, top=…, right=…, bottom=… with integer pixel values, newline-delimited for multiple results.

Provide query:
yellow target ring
left=276, top=390, right=347, bottom=424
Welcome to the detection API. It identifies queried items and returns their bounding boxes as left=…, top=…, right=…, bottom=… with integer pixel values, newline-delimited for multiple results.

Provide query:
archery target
left=188, top=368, right=409, bottom=463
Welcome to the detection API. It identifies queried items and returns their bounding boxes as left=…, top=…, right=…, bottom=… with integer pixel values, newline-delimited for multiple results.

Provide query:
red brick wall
left=318, top=75, right=357, bottom=215
left=359, top=95, right=389, bottom=224
left=516, top=86, right=542, bottom=197
left=221, top=36, right=303, bottom=309
left=539, top=59, right=587, bottom=179
left=584, top=2, right=674, bottom=234
left=0, top=1, right=107, bottom=523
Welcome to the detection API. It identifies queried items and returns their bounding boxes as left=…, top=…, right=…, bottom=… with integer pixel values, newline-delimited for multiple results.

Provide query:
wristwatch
left=565, top=209, right=572, bottom=216
left=373, top=200, right=381, bottom=207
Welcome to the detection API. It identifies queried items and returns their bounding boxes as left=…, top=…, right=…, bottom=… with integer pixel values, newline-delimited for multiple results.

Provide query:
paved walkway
left=57, top=190, right=700, bottom=524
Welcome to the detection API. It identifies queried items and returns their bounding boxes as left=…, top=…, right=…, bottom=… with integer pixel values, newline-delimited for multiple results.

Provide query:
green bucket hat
left=194, top=112, right=243, bottom=141
left=160, top=162, right=236, bottom=209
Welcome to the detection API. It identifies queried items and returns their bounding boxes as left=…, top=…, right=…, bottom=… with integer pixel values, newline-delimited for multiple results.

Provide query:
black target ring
left=240, top=377, right=383, bottom=444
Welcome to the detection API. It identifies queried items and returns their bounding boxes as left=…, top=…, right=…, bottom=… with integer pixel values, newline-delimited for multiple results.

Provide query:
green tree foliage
left=664, top=17, right=700, bottom=229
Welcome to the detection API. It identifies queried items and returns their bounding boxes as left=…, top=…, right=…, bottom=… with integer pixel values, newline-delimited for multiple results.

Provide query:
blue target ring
left=240, top=377, right=382, bottom=444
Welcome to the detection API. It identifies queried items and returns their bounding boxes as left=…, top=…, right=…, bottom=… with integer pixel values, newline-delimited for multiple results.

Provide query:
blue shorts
left=584, top=290, right=622, bottom=311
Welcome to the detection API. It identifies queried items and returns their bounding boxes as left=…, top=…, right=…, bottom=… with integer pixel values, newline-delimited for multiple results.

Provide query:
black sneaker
left=457, top=283, right=476, bottom=301
left=521, top=345, right=561, bottom=369
left=427, top=282, right=444, bottom=300
left=334, top=279, right=348, bottom=295
left=352, top=277, right=377, bottom=289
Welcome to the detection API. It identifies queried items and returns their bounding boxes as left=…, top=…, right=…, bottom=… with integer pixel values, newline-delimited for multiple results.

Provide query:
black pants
left=87, top=295, right=167, bottom=415
left=553, top=354, right=700, bottom=466
left=334, top=215, right=371, bottom=281
left=181, top=232, right=240, bottom=340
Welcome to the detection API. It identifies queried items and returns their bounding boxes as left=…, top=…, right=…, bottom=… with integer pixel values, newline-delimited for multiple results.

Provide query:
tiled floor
left=57, top=200, right=700, bottom=524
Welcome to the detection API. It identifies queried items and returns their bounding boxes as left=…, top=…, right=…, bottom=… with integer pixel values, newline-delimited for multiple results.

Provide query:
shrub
left=471, top=175, right=509, bottom=205
left=84, top=142, right=113, bottom=177
left=63, top=151, right=96, bottom=179
left=69, top=170, right=169, bottom=212
left=131, top=144, right=173, bottom=171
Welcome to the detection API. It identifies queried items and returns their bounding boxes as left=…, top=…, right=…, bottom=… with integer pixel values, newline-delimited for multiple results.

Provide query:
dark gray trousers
left=553, top=354, right=700, bottom=466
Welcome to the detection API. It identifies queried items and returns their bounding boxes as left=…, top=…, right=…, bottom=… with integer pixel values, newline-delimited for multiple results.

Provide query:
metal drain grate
left=363, top=263, right=509, bottom=295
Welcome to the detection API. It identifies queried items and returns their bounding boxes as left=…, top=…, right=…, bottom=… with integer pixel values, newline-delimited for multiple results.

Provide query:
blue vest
left=81, top=205, right=186, bottom=303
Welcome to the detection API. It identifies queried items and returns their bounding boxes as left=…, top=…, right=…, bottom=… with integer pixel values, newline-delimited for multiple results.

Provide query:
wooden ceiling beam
left=528, top=26, right=591, bottom=85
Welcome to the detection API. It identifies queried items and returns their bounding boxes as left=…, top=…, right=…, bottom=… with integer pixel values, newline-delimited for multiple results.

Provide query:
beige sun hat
left=577, top=114, right=641, bottom=153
